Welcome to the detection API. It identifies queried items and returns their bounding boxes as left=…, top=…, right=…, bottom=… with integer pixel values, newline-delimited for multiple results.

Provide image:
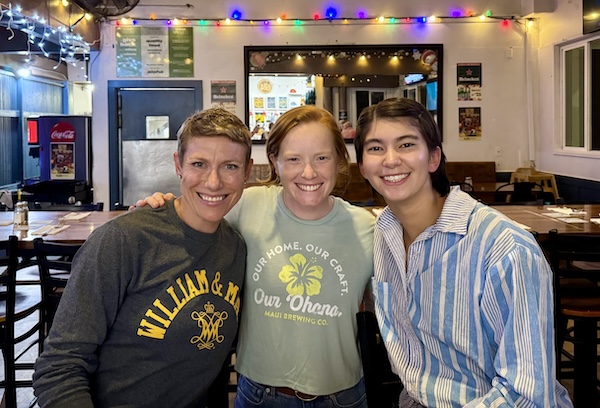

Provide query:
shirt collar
left=377, top=186, right=477, bottom=237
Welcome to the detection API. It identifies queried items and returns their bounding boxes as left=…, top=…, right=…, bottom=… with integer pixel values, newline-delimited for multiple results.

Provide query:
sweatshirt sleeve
left=33, top=222, right=131, bottom=408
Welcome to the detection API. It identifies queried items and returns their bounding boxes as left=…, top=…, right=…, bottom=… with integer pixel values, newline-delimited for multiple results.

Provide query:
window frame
left=559, top=35, right=600, bottom=156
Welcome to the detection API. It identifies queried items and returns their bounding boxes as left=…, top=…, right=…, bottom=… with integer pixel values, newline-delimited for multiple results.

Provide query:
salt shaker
left=22, top=200, right=29, bottom=227
left=13, top=202, right=29, bottom=230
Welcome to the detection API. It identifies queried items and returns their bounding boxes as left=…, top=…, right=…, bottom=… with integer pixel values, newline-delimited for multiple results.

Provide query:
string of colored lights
left=112, top=9, right=532, bottom=27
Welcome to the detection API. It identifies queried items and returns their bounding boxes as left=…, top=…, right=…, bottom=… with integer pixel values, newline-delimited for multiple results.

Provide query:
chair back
left=0, top=236, right=19, bottom=328
left=356, top=311, right=403, bottom=407
left=0, top=236, right=40, bottom=333
left=547, top=230, right=600, bottom=403
left=510, top=168, right=560, bottom=201
left=494, top=182, right=547, bottom=204
left=0, top=236, right=43, bottom=408
left=548, top=230, right=600, bottom=303
left=33, top=238, right=82, bottom=334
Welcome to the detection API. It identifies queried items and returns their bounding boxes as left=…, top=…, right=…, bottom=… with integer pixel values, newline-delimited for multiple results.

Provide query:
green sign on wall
left=169, top=27, right=194, bottom=77
left=116, top=26, right=194, bottom=78
left=116, top=27, right=142, bottom=77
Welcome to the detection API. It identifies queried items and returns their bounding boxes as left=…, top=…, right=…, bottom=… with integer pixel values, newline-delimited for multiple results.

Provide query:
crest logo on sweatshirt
left=190, top=302, right=228, bottom=350
left=137, top=270, right=240, bottom=340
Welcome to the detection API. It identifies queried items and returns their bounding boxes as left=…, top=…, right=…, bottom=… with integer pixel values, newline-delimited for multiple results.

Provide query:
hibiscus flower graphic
left=278, top=253, right=324, bottom=296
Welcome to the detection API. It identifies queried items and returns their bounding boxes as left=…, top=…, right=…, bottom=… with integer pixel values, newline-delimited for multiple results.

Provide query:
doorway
left=107, top=80, right=203, bottom=209
left=349, top=89, right=397, bottom=126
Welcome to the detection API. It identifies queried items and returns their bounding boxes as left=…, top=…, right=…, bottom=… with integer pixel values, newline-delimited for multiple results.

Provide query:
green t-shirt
left=227, top=186, right=374, bottom=395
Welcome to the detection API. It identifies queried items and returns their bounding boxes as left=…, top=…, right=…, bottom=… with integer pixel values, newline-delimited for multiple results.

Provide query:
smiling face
left=359, top=118, right=441, bottom=210
left=174, top=136, right=251, bottom=233
left=270, top=122, right=339, bottom=220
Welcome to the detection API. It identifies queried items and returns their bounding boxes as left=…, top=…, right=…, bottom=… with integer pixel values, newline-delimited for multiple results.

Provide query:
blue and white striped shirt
left=372, top=188, right=573, bottom=407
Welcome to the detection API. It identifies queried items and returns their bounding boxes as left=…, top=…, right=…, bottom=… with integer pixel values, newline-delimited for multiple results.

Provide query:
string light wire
left=111, top=11, right=525, bottom=27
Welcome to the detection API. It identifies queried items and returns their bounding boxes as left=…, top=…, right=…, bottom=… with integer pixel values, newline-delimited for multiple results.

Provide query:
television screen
left=426, top=81, right=437, bottom=112
left=583, top=0, right=600, bottom=34
left=404, top=73, right=424, bottom=85
left=27, top=118, right=39, bottom=145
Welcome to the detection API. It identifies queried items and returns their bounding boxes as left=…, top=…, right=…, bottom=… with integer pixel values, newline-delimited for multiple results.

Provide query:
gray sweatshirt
left=33, top=200, right=246, bottom=407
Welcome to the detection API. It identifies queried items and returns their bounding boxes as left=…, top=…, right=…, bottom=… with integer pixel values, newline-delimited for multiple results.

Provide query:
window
left=0, top=72, right=20, bottom=187
left=561, top=37, right=600, bottom=151
left=0, top=70, right=64, bottom=189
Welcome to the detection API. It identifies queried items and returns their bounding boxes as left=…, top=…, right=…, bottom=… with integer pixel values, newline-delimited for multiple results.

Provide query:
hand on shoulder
left=133, top=192, right=177, bottom=209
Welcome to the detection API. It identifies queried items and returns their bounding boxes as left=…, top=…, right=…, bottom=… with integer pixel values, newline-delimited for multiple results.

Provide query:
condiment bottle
left=13, top=190, right=29, bottom=230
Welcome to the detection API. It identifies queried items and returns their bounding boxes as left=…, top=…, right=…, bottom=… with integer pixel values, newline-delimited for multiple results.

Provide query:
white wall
left=535, top=0, right=600, bottom=182
left=69, top=83, right=93, bottom=116
left=89, top=2, right=551, bottom=207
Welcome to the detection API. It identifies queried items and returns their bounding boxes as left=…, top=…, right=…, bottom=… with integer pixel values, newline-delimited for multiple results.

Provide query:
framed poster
left=211, top=80, right=236, bottom=113
left=457, top=63, right=482, bottom=101
left=253, top=97, right=264, bottom=109
left=211, top=80, right=236, bottom=104
left=278, top=97, right=288, bottom=109
left=50, top=143, right=75, bottom=180
left=459, top=107, right=482, bottom=140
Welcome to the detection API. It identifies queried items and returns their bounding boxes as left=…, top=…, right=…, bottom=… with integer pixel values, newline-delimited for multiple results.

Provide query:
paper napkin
left=556, top=217, right=589, bottom=224
left=546, top=207, right=587, bottom=216
left=61, top=212, right=92, bottom=221
left=31, top=224, right=71, bottom=235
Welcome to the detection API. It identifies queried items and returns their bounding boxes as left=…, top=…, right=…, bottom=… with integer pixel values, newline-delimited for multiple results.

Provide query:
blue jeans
left=234, top=375, right=367, bottom=408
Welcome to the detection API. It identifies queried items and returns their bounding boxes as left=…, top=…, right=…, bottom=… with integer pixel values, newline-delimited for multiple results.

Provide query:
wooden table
left=368, top=203, right=600, bottom=241
left=491, top=204, right=600, bottom=241
left=0, top=211, right=127, bottom=248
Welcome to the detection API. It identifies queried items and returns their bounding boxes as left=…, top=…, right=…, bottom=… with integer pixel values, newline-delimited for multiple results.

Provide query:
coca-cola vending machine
left=25, top=115, right=93, bottom=204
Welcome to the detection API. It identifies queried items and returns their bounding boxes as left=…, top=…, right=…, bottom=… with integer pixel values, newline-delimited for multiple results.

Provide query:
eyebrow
left=279, top=149, right=335, bottom=156
left=185, top=156, right=244, bottom=165
left=364, top=134, right=420, bottom=145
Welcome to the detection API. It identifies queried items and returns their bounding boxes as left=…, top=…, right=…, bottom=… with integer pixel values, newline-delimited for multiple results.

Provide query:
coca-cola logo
left=50, top=122, right=76, bottom=142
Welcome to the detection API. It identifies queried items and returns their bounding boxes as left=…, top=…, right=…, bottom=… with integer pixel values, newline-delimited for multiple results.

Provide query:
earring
left=177, top=174, right=182, bottom=179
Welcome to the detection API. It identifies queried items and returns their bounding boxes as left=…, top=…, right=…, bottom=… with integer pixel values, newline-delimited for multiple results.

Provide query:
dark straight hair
left=354, top=97, right=450, bottom=197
